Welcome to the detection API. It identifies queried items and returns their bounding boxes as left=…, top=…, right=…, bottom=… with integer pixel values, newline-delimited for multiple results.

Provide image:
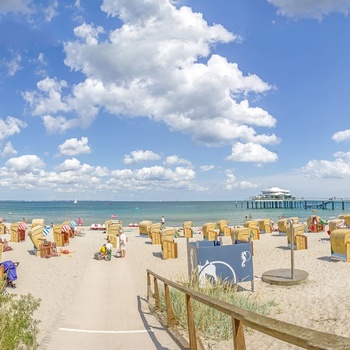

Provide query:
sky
left=1, top=0, right=350, bottom=201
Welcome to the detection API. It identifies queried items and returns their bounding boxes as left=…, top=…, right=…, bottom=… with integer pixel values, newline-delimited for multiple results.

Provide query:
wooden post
left=232, top=316, right=246, bottom=350
left=186, top=294, right=197, bottom=350
left=154, top=277, right=160, bottom=310
left=147, top=271, right=151, bottom=302
left=164, top=283, right=177, bottom=327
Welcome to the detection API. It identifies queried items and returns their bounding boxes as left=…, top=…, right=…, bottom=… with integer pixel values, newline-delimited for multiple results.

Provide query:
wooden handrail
left=147, top=269, right=350, bottom=350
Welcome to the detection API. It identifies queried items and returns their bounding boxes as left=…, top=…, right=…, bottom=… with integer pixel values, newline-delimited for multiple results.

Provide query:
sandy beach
left=1, top=222, right=350, bottom=349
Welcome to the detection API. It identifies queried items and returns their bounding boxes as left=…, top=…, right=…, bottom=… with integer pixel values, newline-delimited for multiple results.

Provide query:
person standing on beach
left=161, top=216, right=165, bottom=226
left=119, top=231, right=127, bottom=258
left=106, top=239, right=113, bottom=261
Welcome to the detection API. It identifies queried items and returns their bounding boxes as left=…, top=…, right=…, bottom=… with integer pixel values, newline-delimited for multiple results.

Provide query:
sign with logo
left=187, top=240, right=254, bottom=291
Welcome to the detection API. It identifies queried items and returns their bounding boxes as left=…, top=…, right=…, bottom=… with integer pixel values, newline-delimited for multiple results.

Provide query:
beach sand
left=1, top=223, right=350, bottom=349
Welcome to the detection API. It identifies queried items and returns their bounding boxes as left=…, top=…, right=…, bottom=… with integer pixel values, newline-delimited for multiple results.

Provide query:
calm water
left=0, top=201, right=348, bottom=227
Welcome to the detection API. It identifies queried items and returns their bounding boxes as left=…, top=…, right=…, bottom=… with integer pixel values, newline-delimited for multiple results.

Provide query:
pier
left=245, top=199, right=350, bottom=210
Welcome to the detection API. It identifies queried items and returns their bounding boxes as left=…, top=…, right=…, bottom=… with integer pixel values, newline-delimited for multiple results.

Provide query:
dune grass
left=0, top=292, right=41, bottom=350
left=158, top=276, right=276, bottom=341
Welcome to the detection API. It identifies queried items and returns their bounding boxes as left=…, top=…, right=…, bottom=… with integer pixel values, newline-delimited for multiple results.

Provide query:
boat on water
left=74, top=199, right=78, bottom=204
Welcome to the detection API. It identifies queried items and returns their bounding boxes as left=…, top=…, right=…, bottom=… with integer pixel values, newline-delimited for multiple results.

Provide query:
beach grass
left=158, top=275, right=276, bottom=341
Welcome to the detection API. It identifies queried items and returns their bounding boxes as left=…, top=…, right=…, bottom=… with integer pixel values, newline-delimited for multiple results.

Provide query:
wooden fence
left=147, top=269, right=350, bottom=350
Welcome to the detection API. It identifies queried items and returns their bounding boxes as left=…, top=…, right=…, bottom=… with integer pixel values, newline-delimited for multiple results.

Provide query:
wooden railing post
left=232, top=316, right=246, bottom=350
left=186, top=294, right=197, bottom=350
left=147, top=271, right=151, bottom=302
left=154, top=276, right=160, bottom=310
left=164, top=283, right=177, bottom=327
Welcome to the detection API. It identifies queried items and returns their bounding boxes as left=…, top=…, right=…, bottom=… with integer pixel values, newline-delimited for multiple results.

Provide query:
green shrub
left=158, top=277, right=276, bottom=341
left=0, top=293, right=41, bottom=350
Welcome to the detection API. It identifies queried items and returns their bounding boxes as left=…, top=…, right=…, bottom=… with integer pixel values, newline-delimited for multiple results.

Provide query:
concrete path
left=39, top=255, right=181, bottom=350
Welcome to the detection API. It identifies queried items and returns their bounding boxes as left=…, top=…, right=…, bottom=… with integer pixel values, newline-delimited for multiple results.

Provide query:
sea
left=0, top=200, right=348, bottom=227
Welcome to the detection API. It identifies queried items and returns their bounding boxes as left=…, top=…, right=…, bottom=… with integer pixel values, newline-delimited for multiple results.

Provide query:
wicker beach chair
left=29, top=225, right=47, bottom=256
left=258, top=218, right=273, bottom=233
left=330, top=228, right=350, bottom=262
left=232, top=227, right=251, bottom=243
left=244, top=220, right=260, bottom=240
left=202, top=223, right=217, bottom=241
left=138, top=220, right=152, bottom=236
left=217, top=220, right=231, bottom=236
left=53, top=224, right=69, bottom=247
left=183, top=221, right=194, bottom=238
left=286, top=223, right=307, bottom=250
left=160, top=228, right=177, bottom=259
left=10, top=222, right=26, bottom=243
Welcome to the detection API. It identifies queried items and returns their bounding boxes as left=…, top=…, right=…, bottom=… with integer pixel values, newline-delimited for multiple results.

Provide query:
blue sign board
left=187, top=240, right=254, bottom=291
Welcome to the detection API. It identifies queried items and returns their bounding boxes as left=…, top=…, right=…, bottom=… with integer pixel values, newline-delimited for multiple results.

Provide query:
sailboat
left=74, top=199, right=78, bottom=204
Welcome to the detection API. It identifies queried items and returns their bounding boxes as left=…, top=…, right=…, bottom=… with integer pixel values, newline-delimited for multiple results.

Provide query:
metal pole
left=288, top=219, right=295, bottom=279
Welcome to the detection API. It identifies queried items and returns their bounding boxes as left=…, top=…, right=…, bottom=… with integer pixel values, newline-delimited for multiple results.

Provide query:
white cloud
left=332, top=129, right=350, bottom=143
left=5, top=155, right=45, bottom=174
left=164, top=155, right=191, bottom=166
left=226, top=142, right=278, bottom=163
left=23, top=0, right=277, bottom=163
left=0, top=0, right=33, bottom=15
left=109, top=165, right=197, bottom=191
left=225, top=170, right=258, bottom=190
left=58, top=137, right=91, bottom=156
left=7, top=53, right=22, bottom=76
left=43, top=0, right=58, bottom=22
left=1, top=142, right=18, bottom=157
left=200, top=165, right=214, bottom=172
left=0, top=116, right=27, bottom=141
left=123, top=150, right=161, bottom=164
left=267, top=0, right=350, bottom=20
left=74, top=23, right=104, bottom=45
left=302, top=152, right=350, bottom=178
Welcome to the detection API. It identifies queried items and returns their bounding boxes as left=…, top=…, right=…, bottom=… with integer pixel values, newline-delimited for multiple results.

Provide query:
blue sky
left=1, top=0, right=350, bottom=201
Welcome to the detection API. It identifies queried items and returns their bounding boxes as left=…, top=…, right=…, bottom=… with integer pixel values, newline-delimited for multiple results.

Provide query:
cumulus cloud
left=302, top=152, right=350, bottom=178
left=225, top=170, right=258, bottom=190
left=226, top=142, right=278, bottom=163
left=58, top=137, right=91, bottom=156
left=332, top=129, right=350, bottom=143
left=164, top=155, right=191, bottom=166
left=74, top=22, right=104, bottom=45
left=123, top=150, right=161, bottom=164
left=1, top=142, right=18, bottom=157
left=0, top=116, right=27, bottom=141
left=109, top=165, right=197, bottom=191
left=5, top=155, right=45, bottom=174
left=23, top=0, right=278, bottom=162
left=267, top=0, right=350, bottom=20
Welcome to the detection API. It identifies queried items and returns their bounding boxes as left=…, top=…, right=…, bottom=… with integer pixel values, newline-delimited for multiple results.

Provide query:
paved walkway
left=39, top=255, right=181, bottom=350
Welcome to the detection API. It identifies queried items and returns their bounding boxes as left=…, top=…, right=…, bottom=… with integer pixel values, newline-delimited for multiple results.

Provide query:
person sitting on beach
left=106, top=239, right=113, bottom=261
left=99, top=244, right=108, bottom=260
